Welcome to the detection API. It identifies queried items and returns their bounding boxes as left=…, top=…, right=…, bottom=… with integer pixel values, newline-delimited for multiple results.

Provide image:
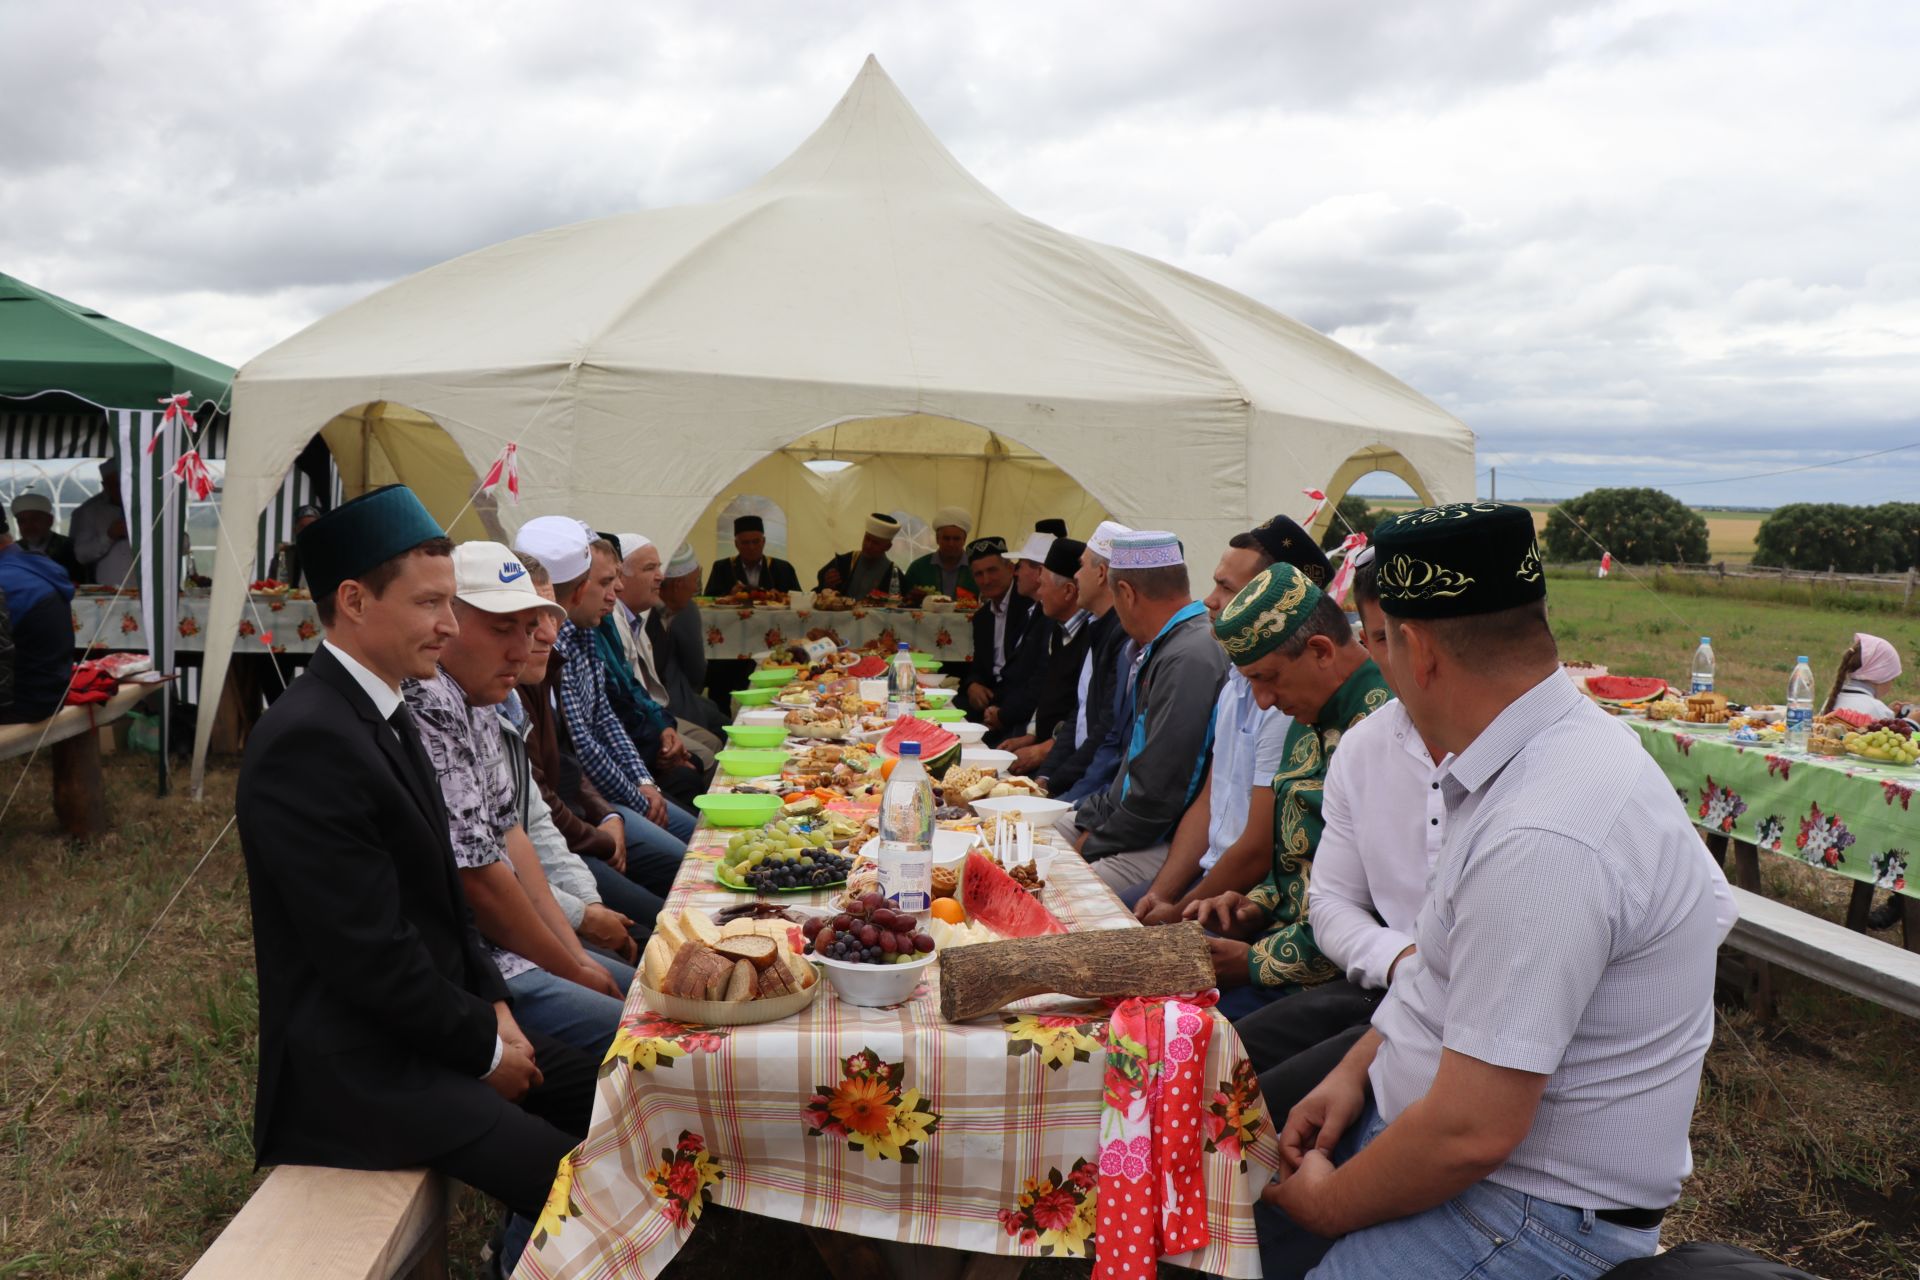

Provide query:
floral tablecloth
left=1630, top=720, right=1915, bottom=899
left=70, top=590, right=323, bottom=655
left=696, top=606, right=972, bottom=664
left=513, top=792, right=1279, bottom=1279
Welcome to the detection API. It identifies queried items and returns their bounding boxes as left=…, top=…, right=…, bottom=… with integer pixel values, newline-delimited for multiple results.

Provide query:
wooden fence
left=1553, top=561, right=1920, bottom=608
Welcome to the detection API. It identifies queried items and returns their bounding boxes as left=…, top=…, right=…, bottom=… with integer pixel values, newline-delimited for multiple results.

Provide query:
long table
left=72, top=589, right=322, bottom=656
left=695, top=604, right=971, bottom=663
left=513, top=781, right=1279, bottom=1279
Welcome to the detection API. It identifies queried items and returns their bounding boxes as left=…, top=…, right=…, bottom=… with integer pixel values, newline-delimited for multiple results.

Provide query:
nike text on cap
left=451, top=541, right=567, bottom=617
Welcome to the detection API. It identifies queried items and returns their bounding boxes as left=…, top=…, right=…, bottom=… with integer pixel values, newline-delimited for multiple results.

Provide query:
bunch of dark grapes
left=804, top=892, right=936, bottom=964
left=744, top=849, right=854, bottom=891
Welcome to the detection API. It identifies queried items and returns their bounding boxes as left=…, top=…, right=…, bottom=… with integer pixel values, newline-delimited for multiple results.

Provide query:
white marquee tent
left=192, top=56, right=1474, bottom=785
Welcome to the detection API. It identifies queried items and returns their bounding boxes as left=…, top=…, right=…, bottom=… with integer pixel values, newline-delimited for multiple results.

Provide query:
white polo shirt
left=1305, top=698, right=1443, bottom=990
left=1368, top=672, right=1736, bottom=1211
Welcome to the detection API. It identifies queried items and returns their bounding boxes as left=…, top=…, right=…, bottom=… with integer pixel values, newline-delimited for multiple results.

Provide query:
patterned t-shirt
left=404, top=668, right=535, bottom=981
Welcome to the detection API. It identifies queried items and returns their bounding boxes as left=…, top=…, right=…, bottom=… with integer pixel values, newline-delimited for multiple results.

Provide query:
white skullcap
left=1012, top=532, right=1055, bottom=564
left=864, top=512, right=901, bottom=541
left=1086, top=520, right=1131, bottom=560
left=930, top=506, right=973, bottom=535
left=10, top=492, right=53, bottom=516
left=665, top=541, right=700, bottom=578
left=513, top=515, right=594, bottom=584
left=1109, top=531, right=1184, bottom=569
left=612, top=533, right=654, bottom=562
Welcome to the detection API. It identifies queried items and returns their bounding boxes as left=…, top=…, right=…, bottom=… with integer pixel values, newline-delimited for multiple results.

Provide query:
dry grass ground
left=2, top=746, right=1915, bottom=1278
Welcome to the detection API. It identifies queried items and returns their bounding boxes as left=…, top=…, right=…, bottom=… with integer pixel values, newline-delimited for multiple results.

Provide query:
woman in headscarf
left=1823, top=633, right=1905, bottom=720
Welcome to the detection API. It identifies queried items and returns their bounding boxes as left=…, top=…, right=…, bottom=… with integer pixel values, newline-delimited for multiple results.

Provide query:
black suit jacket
left=705, top=555, right=801, bottom=596
left=989, top=603, right=1057, bottom=742
left=962, top=590, right=1033, bottom=702
left=1039, top=608, right=1125, bottom=793
left=1031, top=614, right=1097, bottom=746
left=237, top=645, right=511, bottom=1170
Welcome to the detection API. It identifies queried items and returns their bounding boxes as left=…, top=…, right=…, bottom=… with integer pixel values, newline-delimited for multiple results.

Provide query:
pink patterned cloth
left=1095, top=992, right=1217, bottom=1279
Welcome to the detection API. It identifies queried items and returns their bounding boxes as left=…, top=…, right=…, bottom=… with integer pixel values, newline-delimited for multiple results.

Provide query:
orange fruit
left=880, top=757, right=899, bottom=780
left=930, top=897, right=966, bottom=925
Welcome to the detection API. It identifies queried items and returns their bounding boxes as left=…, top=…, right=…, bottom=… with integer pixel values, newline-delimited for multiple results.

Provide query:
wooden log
left=50, top=726, right=108, bottom=839
left=939, top=921, right=1214, bottom=1023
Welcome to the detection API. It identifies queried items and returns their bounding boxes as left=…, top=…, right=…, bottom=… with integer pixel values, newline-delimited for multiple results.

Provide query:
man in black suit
left=703, top=514, right=801, bottom=596
left=237, top=485, right=593, bottom=1275
left=959, top=537, right=1030, bottom=715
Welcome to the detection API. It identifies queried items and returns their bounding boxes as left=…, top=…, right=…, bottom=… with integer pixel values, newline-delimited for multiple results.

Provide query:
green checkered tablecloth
left=1629, top=720, right=1916, bottom=899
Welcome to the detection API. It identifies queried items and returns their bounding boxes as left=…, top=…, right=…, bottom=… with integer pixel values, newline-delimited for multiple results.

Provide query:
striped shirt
left=1369, top=671, right=1736, bottom=1210
left=554, top=619, right=655, bottom=812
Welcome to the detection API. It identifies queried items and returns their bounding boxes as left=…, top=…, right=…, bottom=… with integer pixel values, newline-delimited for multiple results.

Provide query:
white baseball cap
left=451, top=542, right=566, bottom=616
left=513, top=515, right=594, bottom=583
left=1013, top=532, right=1056, bottom=564
left=10, top=492, right=53, bottom=516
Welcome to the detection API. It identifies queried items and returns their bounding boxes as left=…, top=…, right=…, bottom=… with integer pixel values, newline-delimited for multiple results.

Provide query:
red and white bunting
left=148, top=392, right=199, bottom=454
left=1300, top=487, right=1328, bottom=526
left=172, top=448, right=214, bottom=500
left=1598, top=551, right=1613, bottom=579
left=1326, top=532, right=1368, bottom=606
left=480, top=442, right=521, bottom=504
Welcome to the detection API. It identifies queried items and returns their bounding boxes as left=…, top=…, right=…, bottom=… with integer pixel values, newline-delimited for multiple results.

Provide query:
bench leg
left=1726, top=842, right=1773, bottom=1017
left=50, top=728, right=108, bottom=839
left=1704, top=832, right=1729, bottom=868
left=1905, top=895, right=1920, bottom=955
left=403, top=1234, right=448, bottom=1280
left=806, top=1225, right=897, bottom=1280
left=1845, top=882, right=1875, bottom=932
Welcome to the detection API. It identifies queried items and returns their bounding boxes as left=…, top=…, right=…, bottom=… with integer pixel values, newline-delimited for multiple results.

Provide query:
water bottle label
left=878, top=841, right=932, bottom=911
left=1690, top=677, right=1713, bottom=694
left=1786, top=708, right=1812, bottom=729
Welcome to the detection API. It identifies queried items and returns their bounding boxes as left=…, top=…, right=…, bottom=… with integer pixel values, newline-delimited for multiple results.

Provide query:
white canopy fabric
left=193, top=55, right=1474, bottom=787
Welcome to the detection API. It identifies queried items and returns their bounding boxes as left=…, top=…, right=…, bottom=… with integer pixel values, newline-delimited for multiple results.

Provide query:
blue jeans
left=1215, top=982, right=1289, bottom=1021
left=506, top=966, right=627, bottom=1060
left=586, top=856, right=663, bottom=929
left=606, top=800, right=694, bottom=897
left=1259, top=1105, right=1663, bottom=1280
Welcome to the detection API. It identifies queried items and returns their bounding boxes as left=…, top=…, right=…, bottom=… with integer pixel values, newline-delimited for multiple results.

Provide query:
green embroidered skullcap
left=1212, top=562, right=1324, bottom=665
left=295, top=484, right=443, bottom=599
left=1369, top=502, right=1544, bottom=619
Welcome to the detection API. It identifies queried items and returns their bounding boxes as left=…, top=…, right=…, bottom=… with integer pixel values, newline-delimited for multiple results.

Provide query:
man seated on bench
left=237, top=486, right=595, bottom=1280
left=0, top=498, right=75, bottom=724
left=403, top=540, right=634, bottom=1060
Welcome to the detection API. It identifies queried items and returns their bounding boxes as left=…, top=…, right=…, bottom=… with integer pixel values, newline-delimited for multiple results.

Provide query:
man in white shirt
left=1133, top=520, right=1326, bottom=918
left=70, top=458, right=132, bottom=587
left=1262, top=504, right=1735, bottom=1280
left=610, top=534, right=720, bottom=765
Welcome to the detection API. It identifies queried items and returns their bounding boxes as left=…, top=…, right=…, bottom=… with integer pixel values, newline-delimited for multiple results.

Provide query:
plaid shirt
left=555, top=619, right=654, bottom=811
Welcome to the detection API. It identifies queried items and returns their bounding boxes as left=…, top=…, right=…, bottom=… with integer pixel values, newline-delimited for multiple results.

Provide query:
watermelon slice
left=878, top=716, right=963, bottom=778
left=962, top=851, right=1066, bottom=937
left=1586, top=675, right=1669, bottom=703
left=1828, top=707, right=1874, bottom=730
left=846, top=656, right=889, bottom=679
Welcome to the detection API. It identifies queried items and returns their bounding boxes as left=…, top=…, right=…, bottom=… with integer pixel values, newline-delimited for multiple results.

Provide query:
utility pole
left=1490, top=467, right=1496, bottom=501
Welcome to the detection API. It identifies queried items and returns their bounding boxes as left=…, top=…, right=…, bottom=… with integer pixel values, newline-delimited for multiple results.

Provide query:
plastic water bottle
left=887, top=641, right=918, bottom=721
left=1786, top=656, right=1815, bottom=752
left=878, top=740, right=934, bottom=911
left=1690, top=637, right=1715, bottom=695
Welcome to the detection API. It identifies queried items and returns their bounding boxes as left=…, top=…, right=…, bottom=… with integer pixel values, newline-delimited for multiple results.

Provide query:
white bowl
left=970, top=795, right=1073, bottom=823
left=737, top=708, right=791, bottom=727
left=961, top=747, right=1017, bottom=774
left=948, top=721, right=989, bottom=745
left=857, top=829, right=976, bottom=867
left=813, top=950, right=936, bottom=1007
left=788, top=592, right=815, bottom=611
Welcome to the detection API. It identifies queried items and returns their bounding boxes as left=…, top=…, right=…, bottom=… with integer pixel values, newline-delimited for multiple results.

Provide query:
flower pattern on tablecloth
left=705, top=625, right=725, bottom=646
left=602, top=1012, right=730, bottom=1075
left=1881, top=781, right=1913, bottom=810
left=1698, top=776, right=1747, bottom=834
left=1755, top=814, right=1785, bottom=852
left=1004, top=1012, right=1107, bottom=1070
left=119, top=612, right=139, bottom=634
left=803, top=1047, right=940, bottom=1163
left=1766, top=754, right=1792, bottom=780
left=999, top=1159, right=1100, bottom=1256
left=1796, top=802, right=1855, bottom=869
left=1872, top=850, right=1909, bottom=892
left=1673, top=734, right=1695, bottom=756
left=531, top=1149, right=581, bottom=1248
left=177, top=616, right=199, bottom=638
left=1203, top=1059, right=1266, bottom=1173
left=645, top=1131, right=724, bottom=1227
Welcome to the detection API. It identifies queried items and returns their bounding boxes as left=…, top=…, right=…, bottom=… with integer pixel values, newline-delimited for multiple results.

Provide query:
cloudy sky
left=4, top=0, right=1916, bottom=504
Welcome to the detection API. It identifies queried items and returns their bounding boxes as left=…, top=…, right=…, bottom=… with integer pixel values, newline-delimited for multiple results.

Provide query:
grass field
left=1359, top=497, right=1769, bottom=564
left=4, top=586, right=1917, bottom=1279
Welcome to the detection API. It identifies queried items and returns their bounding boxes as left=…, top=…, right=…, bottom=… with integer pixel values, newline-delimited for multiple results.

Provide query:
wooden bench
left=186, top=1166, right=449, bottom=1280
left=1724, top=884, right=1920, bottom=1020
left=0, top=680, right=165, bottom=836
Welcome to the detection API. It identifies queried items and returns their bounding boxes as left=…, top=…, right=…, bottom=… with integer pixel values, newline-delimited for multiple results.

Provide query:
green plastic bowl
left=909, top=652, right=942, bottom=671
left=693, top=792, right=785, bottom=827
left=714, top=748, right=792, bottom=778
left=723, top=723, right=789, bottom=748
left=918, top=707, right=967, bottom=723
left=747, top=665, right=801, bottom=687
left=921, top=687, right=956, bottom=705
left=732, top=687, right=779, bottom=706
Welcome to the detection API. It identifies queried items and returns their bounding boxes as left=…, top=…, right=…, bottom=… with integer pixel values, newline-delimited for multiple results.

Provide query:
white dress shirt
left=990, top=594, right=1012, bottom=677
left=1305, top=699, right=1443, bottom=990
left=1200, top=670, right=1292, bottom=872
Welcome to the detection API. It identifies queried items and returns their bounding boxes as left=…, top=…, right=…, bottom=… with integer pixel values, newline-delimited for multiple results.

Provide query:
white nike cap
left=451, top=541, right=566, bottom=616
